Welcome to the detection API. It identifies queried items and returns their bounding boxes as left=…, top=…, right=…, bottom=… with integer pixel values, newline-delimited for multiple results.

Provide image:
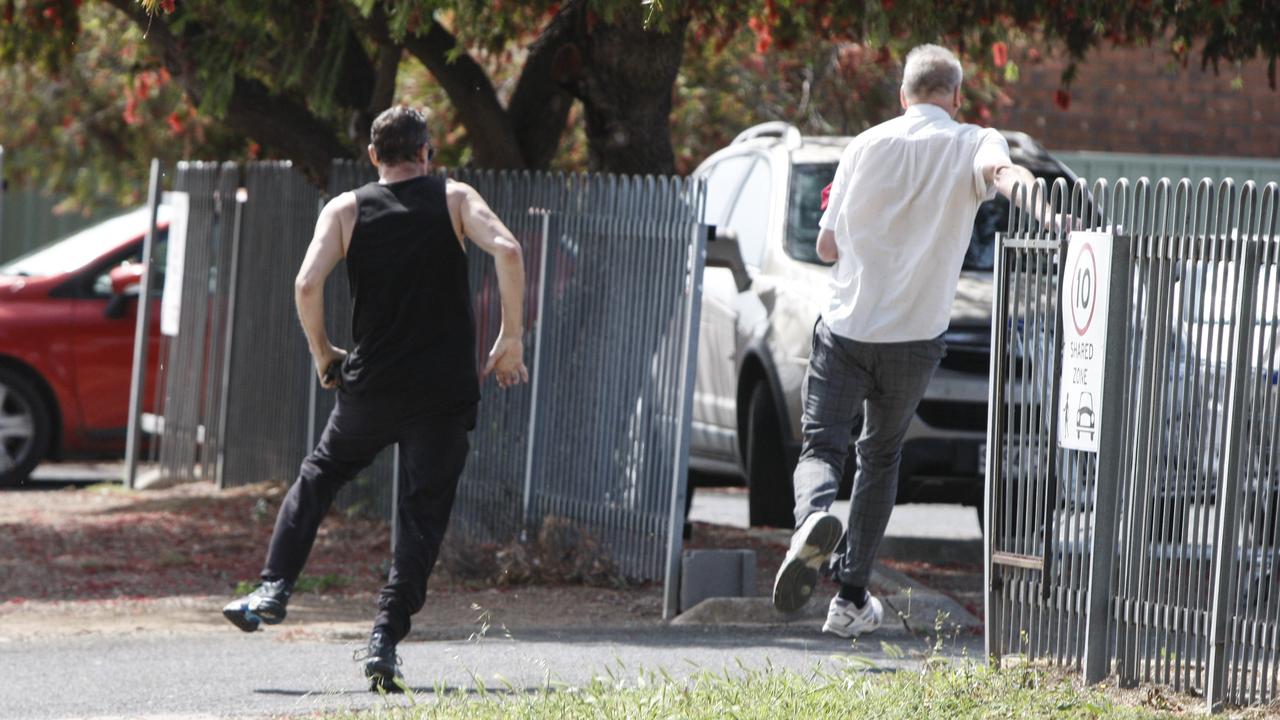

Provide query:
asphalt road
left=0, top=624, right=978, bottom=719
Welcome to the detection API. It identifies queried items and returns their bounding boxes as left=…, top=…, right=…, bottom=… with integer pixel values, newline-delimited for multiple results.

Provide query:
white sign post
left=1059, top=231, right=1114, bottom=452
left=159, top=192, right=190, bottom=337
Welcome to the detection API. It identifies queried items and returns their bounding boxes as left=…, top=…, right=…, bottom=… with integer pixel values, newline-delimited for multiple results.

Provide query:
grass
left=329, top=660, right=1174, bottom=720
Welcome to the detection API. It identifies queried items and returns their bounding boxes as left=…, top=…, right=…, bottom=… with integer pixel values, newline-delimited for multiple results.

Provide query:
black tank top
left=341, top=175, right=479, bottom=413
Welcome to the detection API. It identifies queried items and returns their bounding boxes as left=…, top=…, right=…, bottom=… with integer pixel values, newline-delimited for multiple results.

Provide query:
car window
left=703, top=155, right=754, bottom=227
left=965, top=172, right=1074, bottom=271
left=964, top=197, right=1008, bottom=271
left=785, top=162, right=837, bottom=265
left=89, top=230, right=168, bottom=297
left=725, top=158, right=772, bottom=268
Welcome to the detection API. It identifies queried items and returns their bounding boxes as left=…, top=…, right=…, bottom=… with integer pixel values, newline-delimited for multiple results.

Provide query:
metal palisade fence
left=126, top=160, right=707, bottom=617
left=986, top=176, right=1280, bottom=711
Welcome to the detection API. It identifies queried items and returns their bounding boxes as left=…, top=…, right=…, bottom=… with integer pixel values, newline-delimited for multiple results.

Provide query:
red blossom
left=160, top=0, right=175, bottom=12
left=991, top=41, right=1008, bottom=68
left=122, top=97, right=139, bottom=125
left=166, top=111, right=184, bottom=134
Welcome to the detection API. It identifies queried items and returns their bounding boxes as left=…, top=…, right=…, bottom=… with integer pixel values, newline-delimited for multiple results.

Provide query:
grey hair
left=901, top=44, right=963, bottom=101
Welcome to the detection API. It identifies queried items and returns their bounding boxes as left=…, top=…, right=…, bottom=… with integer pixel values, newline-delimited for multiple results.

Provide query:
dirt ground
left=1, top=480, right=902, bottom=641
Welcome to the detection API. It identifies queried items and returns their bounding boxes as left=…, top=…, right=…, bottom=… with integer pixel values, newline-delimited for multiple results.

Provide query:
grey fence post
left=662, top=218, right=708, bottom=620
left=984, top=229, right=1010, bottom=663
left=520, top=208, right=553, bottom=538
left=1084, top=234, right=1133, bottom=683
left=391, top=444, right=401, bottom=553
left=214, top=185, right=246, bottom=490
left=124, top=159, right=163, bottom=489
left=0, top=146, right=6, bottom=253
left=1207, top=239, right=1261, bottom=712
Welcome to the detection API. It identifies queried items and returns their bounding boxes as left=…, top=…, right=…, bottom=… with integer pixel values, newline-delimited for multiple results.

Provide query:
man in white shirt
left=771, top=44, right=1041, bottom=637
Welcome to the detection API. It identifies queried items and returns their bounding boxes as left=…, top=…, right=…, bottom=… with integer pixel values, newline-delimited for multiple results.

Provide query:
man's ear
left=367, top=144, right=378, bottom=166
left=899, top=88, right=908, bottom=110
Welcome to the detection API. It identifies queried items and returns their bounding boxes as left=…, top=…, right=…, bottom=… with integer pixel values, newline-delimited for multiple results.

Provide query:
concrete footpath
left=0, top=622, right=982, bottom=719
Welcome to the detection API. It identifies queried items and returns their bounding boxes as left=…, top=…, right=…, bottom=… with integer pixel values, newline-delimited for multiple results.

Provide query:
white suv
left=689, top=121, right=1080, bottom=527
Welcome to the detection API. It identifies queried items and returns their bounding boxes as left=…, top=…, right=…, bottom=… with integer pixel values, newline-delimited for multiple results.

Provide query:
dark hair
left=370, top=106, right=430, bottom=165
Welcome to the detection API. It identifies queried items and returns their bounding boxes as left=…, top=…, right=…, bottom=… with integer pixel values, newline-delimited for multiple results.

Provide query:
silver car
left=688, top=121, right=1081, bottom=527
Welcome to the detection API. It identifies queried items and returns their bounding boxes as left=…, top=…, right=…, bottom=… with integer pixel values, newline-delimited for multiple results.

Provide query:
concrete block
left=679, top=549, right=756, bottom=612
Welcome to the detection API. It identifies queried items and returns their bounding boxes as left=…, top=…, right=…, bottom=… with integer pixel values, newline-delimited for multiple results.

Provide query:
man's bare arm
left=816, top=229, right=838, bottom=263
left=985, top=163, right=1071, bottom=231
left=295, top=192, right=355, bottom=389
left=451, top=181, right=529, bottom=388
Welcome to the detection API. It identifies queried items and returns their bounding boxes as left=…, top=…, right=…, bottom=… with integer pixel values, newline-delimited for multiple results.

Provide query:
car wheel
left=0, top=368, right=51, bottom=487
left=746, top=382, right=795, bottom=529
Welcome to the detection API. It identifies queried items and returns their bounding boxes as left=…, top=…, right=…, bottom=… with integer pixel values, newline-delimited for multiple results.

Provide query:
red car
left=0, top=206, right=165, bottom=486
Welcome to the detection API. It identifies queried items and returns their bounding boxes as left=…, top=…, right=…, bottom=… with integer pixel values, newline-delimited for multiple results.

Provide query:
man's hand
left=314, top=345, right=348, bottom=390
left=483, top=336, right=529, bottom=389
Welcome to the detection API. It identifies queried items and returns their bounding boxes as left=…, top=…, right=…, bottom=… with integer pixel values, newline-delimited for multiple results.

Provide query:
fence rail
left=987, top=175, right=1280, bottom=711
left=126, top=160, right=706, bottom=617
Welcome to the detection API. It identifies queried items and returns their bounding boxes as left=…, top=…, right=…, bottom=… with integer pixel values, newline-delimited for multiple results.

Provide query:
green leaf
left=1004, top=60, right=1020, bottom=83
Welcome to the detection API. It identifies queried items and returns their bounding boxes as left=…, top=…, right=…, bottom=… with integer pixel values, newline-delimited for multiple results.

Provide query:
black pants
left=262, top=392, right=475, bottom=645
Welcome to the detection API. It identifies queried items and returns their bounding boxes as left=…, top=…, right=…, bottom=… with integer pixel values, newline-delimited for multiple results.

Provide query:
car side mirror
left=705, top=226, right=751, bottom=292
left=105, top=263, right=145, bottom=320
left=110, top=263, right=145, bottom=296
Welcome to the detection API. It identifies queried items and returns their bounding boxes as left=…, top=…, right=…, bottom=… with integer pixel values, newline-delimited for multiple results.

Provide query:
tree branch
left=101, top=0, right=350, bottom=184
left=401, top=19, right=525, bottom=168
left=224, top=77, right=352, bottom=183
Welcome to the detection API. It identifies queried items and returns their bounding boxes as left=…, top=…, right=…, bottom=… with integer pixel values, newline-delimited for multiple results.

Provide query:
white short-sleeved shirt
left=818, top=103, right=1011, bottom=343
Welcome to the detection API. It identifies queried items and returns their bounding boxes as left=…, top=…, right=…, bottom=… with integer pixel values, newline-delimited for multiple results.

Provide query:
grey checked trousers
left=792, top=320, right=945, bottom=587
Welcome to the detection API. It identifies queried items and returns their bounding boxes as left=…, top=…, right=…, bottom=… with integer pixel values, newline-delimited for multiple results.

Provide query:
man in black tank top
left=222, top=107, right=528, bottom=692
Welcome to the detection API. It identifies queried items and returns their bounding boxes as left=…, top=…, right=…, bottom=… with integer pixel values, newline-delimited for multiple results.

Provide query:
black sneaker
left=222, top=578, right=292, bottom=632
left=355, top=630, right=403, bottom=693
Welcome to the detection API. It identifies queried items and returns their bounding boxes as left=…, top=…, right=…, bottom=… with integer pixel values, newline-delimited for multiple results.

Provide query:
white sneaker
left=822, top=594, right=884, bottom=638
left=772, top=511, right=844, bottom=613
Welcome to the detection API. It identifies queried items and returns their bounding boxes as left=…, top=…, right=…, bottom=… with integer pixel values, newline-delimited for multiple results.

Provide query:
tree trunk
left=566, top=7, right=688, bottom=175
left=507, top=6, right=579, bottom=170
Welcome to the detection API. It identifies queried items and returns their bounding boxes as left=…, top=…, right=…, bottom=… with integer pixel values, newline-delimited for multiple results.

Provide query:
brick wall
left=994, top=44, right=1280, bottom=158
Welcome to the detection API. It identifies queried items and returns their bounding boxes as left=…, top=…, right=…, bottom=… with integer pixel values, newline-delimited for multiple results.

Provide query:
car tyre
left=746, top=382, right=795, bottom=528
left=0, top=367, right=51, bottom=487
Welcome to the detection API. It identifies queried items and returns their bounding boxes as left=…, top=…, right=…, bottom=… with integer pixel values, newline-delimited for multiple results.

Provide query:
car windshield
left=0, top=206, right=154, bottom=277
left=786, top=162, right=1065, bottom=271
